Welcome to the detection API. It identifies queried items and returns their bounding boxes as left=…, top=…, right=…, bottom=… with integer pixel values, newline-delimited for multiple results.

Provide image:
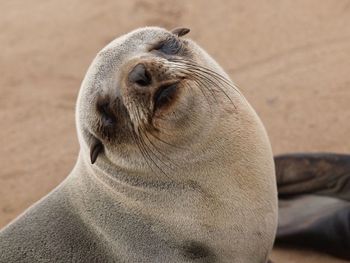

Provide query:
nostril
left=128, top=63, right=152, bottom=87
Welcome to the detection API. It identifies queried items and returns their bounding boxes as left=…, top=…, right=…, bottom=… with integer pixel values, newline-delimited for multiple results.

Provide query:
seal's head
left=75, top=27, right=277, bottom=261
left=76, top=26, right=241, bottom=175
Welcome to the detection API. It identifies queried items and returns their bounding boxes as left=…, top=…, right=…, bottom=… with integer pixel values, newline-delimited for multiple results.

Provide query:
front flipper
left=275, top=153, right=350, bottom=260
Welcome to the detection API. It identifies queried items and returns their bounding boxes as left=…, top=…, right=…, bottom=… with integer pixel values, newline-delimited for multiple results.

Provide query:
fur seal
left=0, top=27, right=277, bottom=262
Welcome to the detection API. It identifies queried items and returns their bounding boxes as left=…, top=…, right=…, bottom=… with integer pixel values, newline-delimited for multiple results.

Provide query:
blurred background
left=1, top=1, right=350, bottom=262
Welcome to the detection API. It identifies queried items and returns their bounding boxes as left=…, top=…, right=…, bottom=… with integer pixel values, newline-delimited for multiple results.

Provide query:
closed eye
left=152, top=37, right=182, bottom=55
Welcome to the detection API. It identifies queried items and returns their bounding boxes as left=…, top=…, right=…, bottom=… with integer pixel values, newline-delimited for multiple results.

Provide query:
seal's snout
left=124, top=58, right=184, bottom=116
left=128, top=63, right=152, bottom=87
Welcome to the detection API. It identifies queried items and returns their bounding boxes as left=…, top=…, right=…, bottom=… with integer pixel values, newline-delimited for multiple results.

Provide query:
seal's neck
left=64, top=102, right=277, bottom=261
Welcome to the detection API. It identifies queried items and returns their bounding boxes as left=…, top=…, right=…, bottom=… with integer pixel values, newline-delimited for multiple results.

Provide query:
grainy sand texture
left=1, top=1, right=350, bottom=262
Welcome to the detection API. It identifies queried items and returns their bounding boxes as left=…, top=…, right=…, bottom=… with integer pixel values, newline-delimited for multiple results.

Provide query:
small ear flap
left=90, top=137, right=103, bottom=164
left=171, top=27, right=190, bottom=37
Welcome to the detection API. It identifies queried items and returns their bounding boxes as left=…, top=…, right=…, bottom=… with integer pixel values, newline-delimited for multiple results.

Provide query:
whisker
left=138, top=128, right=170, bottom=177
left=132, top=107, right=169, bottom=177
left=170, top=58, right=242, bottom=104
left=173, top=58, right=239, bottom=91
left=148, top=131, right=187, bottom=151
left=187, top=68, right=236, bottom=108
left=140, top=128, right=178, bottom=169
left=130, top=129, right=155, bottom=174
left=169, top=61, right=235, bottom=107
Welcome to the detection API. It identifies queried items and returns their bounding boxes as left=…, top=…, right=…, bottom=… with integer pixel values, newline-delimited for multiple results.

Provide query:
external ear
left=90, top=137, right=103, bottom=164
left=171, top=27, right=190, bottom=37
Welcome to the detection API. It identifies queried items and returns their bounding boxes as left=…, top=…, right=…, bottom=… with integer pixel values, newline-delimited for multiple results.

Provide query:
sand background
left=1, top=1, right=350, bottom=262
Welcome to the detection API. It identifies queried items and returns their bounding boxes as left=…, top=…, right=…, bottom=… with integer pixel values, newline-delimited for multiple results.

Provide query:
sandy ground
left=1, top=1, right=350, bottom=262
